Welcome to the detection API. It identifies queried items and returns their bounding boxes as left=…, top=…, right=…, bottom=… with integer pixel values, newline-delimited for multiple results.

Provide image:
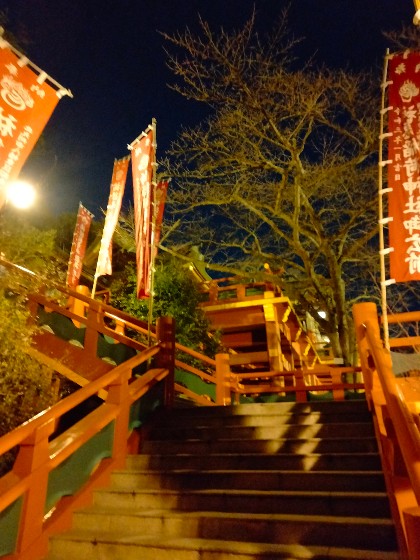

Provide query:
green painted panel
left=46, top=421, right=114, bottom=513
left=0, top=497, right=22, bottom=555
left=308, top=391, right=334, bottom=401
left=97, top=334, right=137, bottom=365
left=175, top=369, right=216, bottom=401
left=129, top=381, right=164, bottom=429
left=345, top=390, right=366, bottom=401
left=38, top=307, right=86, bottom=345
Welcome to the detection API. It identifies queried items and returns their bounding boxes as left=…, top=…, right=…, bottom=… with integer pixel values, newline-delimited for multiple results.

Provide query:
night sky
left=0, top=0, right=414, bottom=217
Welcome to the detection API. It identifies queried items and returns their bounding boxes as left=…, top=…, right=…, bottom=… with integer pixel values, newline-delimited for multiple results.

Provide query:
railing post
left=106, top=367, right=131, bottom=468
left=263, top=293, right=283, bottom=373
left=12, top=419, right=55, bottom=557
left=294, top=369, right=307, bottom=402
left=331, top=368, right=345, bottom=401
left=68, top=285, right=90, bottom=328
left=83, top=302, right=101, bottom=358
left=209, top=281, right=218, bottom=304
left=156, top=316, right=175, bottom=408
left=352, top=302, right=381, bottom=408
left=215, top=353, right=232, bottom=405
left=403, top=507, right=420, bottom=560
left=237, top=284, right=246, bottom=300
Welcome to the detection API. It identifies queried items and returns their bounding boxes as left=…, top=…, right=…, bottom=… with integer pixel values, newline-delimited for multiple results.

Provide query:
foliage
left=0, top=291, right=54, bottom=430
left=110, top=255, right=219, bottom=358
left=0, top=282, right=55, bottom=474
left=159, top=11, right=380, bottom=364
left=0, top=211, right=57, bottom=274
left=0, top=215, right=57, bottom=473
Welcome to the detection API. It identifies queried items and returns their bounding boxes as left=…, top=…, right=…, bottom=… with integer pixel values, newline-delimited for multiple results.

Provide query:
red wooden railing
left=353, top=302, right=420, bottom=560
left=0, top=257, right=367, bottom=559
left=0, top=315, right=174, bottom=560
left=200, top=276, right=283, bottom=306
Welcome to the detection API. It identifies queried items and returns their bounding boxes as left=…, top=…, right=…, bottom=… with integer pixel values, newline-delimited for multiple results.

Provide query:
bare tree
left=159, top=12, right=380, bottom=364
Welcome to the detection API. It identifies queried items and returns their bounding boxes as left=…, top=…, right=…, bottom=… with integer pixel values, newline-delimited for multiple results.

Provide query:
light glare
left=7, top=180, right=36, bottom=209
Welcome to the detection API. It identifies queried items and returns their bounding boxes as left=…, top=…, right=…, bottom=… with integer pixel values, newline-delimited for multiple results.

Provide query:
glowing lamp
left=6, top=180, right=36, bottom=210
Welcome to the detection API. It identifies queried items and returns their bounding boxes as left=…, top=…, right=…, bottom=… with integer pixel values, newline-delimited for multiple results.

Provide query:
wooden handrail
left=353, top=302, right=420, bottom=560
left=363, top=318, right=420, bottom=503
left=0, top=342, right=162, bottom=455
left=174, top=359, right=216, bottom=384
left=0, top=311, right=174, bottom=560
left=0, top=257, right=377, bottom=560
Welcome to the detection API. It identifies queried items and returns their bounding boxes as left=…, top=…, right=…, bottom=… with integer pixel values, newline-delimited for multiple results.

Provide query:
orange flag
left=130, top=124, right=155, bottom=298
left=0, top=38, right=71, bottom=208
left=388, top=51, right=420, bottom=281
left=67, top=204, right=94, bottom=288
left=96, top=156, right=130, bottom=277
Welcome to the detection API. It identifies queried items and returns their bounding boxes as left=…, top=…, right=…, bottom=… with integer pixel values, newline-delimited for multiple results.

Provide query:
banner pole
left=378, top=49, right=391, bottom=350
left=147, top=117, right=158, bottom=345
left=91, top=274, right=99, bottom=299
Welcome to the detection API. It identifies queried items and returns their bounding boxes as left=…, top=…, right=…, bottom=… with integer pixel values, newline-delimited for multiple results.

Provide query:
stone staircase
left=45, top=400, right=400, bottom=559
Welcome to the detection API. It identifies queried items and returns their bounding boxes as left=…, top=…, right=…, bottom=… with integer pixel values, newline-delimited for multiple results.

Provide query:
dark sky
left=0, top=0, right=414, bottom=217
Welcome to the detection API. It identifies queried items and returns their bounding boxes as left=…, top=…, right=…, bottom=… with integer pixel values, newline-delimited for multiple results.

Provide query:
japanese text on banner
left=0, top=39, right=64, bottom=208
left=67, top=204, right=93, bottom=288
left=131, top=127, right=155, bottom=298
left=388, top=51, right=420, bottom=282
left=96, top=156, right=130, bottom=277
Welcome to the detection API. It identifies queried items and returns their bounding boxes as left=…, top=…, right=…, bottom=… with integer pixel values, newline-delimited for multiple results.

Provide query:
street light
left=6, top=180, right=36, bottom=210
left=414, top=0, right=420, bottom=25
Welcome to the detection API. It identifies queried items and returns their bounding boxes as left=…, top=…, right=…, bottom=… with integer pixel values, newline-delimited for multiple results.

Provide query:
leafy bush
left=0, top=215, right=57, bottom=474
left=111, top=256, right=220, bottom=358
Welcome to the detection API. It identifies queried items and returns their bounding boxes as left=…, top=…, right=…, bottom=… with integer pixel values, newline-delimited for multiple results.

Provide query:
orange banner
left=96, top=156, right=130, bottom=277
left=67, top=204, right=93, bottom=288
left=130, top=126, right=155, bottom=298
left=388, top=51, right=420, bottom=282
left=0, top=39, right=67, bottom=208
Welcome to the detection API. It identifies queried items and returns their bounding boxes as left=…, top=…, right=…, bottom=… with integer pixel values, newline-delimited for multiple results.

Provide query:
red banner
left=96, top=156, right=130, bottom=277
left=67, top=204, right=93, bottom=288
left=130, top=126, right=155, bottom=298
left=151, top=180, right=168, bottom=259
left=0, top=39, right=68, bottom=208
left=388, top=51, right=420, bottom=281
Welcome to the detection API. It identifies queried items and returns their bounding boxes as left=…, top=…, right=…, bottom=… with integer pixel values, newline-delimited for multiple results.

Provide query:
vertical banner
left=67, top=203, right=93, bottom=288
left=95, top=156, right=130, bottom=278
left=0, top=38, right=71, bottom=208
left=388, top=51, right=420, bottom=281
left=129, top=123, right=155, bottom=298
left=151, top=179, right=168, bottom=259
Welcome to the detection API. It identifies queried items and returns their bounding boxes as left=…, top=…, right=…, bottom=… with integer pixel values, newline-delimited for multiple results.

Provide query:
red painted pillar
left=156, top=316, right=176, bottom=408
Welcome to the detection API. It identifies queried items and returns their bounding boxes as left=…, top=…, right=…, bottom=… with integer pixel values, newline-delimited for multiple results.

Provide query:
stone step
left=126, top=452, right=382, bottom=472
left=46, top=533, right=400, bottom=560
left=92, top=487, right=391, bottom=518
left=110, top=468, right=387, bottom=493
left=157, top=401, right=370, bottom=419
left=142, top=435, right=378, bottom=455
left=152, top=411, right=373, bottom=429
left=43, top=400, right=399, bottom=560
left=148, top=422, right=374, bottom=441
left=51, top=510, right=397, bottom=557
